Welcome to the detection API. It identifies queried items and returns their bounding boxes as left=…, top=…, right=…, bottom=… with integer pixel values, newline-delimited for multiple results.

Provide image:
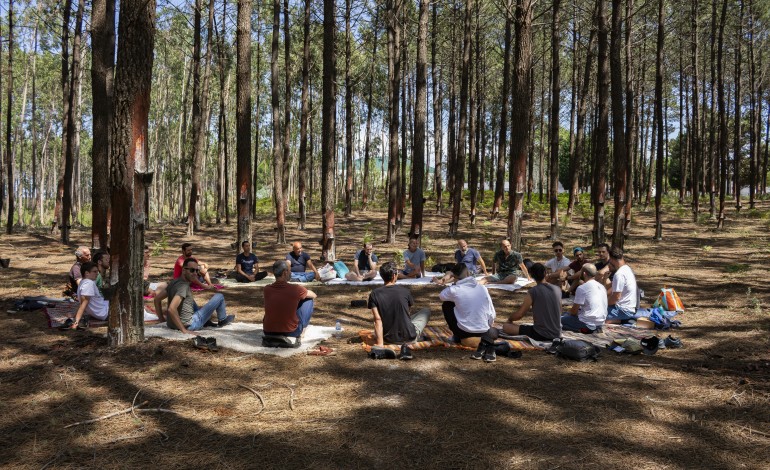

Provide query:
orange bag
left=652, top=287, right=684, bottom=312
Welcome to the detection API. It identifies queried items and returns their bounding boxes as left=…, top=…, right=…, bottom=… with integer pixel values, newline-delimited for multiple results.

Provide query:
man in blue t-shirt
left=345, top=243, right=379, bottom=281
left=235, top=241, right=268, bottom=283
left=432, top=239, right=488, bottom=285
left=398, top=237, right=426, bottom=279
left=286, top=242, right=320, bottom=282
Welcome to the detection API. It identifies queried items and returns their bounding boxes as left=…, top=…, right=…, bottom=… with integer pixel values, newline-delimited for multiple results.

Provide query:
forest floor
left=1, top=197, right=769, bottom=469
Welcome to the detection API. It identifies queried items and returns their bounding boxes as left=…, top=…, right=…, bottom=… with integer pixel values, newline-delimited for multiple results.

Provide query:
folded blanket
left=45, top=303, right=158, bottom=328
left=144, top=322, right=336, bottom=357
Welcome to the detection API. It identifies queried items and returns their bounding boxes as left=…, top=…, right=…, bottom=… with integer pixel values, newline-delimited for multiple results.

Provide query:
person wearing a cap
left=562, top=264, right=607, bottom=332
left=565, top=246, right=589, bottom=293
left=605, top=246, right=639, bottom=324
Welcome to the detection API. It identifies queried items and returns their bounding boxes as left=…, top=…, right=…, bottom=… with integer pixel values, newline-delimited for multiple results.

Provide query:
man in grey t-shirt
left=502, top=263, right=562, bottom=341
left=154, top=258, right=234, bottom=335
left=398, top=237, right=426, bottom=279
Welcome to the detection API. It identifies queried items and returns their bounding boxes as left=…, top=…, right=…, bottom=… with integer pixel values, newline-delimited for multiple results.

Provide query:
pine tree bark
left=507, top=0, right=533, bottom=250
left=410, top=0, right=428, bottom=239
left=467, top=2, right=478, bottom=227
left=690, top=0, right=702, bottom=220
left=593, top=0, right=609, bottom=247
left=431, top=2, right=442, bottom=214
left=449, top=0, right=473, bottom=237
left=734, top=0, right=744, bottom=212
left=344, top=0, right=354, bottom=217
left=282, top=0, right=291, bottom=208
left=715, top=0, right=728, bottom=229
left=610, top=0, right=627, bottom=248
left=385, top=0, right=401, bottom=243
left=548, top=0, right=562, bottom=241
left=569, top=26, right=595, bottom=217
left=236, top=0, right=252, bottom=245
left=107, top=0, right=155, bottom=346
left=5, top=0, right=14, bottom=233
left=321, top=0, right=337, bottom=259
left=271, top=0, right=286, bottom=242
left=654, top=0, right=665, bottom=239
left=298, top=0, right=311, bottom=226
left=90, top=0, right=115, bottom=249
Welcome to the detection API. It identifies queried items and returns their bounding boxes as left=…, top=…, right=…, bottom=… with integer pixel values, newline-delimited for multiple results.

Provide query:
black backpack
left=548, top=338, right=601, bottom=362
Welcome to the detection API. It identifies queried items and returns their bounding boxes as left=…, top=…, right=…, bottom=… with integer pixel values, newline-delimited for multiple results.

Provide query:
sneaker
left=664, top=335, right=683, bottom=349
left=203, top=320, right=217, bottom=328
left=206, top=337, right=219, bottom=352
left=470, top=341, right=486, bottom=360
left=217, top=315, right=235, bottom=328
left=398, top=344, right=414, bottom=360
left=482, top=346, right=497, bottom=363
left=192, top=336, right=209, bottom=350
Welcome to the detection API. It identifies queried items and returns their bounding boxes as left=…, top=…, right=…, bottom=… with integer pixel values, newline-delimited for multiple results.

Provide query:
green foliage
left=724, top=263, right=750, bottom=274
left=393, top=250, right=404, bottom=265
left=745, top=288, right=763, bottom=315
left=152, top=229, right=169, bottom=257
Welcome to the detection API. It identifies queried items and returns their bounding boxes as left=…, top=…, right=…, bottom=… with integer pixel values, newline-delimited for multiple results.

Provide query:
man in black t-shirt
left=234, top=241, right=268, bottom=283
left=368, top=262, right=430, bottom=346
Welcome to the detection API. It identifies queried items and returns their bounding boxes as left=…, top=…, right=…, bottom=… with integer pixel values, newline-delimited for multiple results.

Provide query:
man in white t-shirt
left=439, top=264, right=500, bottom=361
left=562, top=264, right=608, bottom=332
left=69, top=262, right=110, bottom=329
left=544, top=241, right=572, bottom=288
left=605, top=246, right=638, bottom=324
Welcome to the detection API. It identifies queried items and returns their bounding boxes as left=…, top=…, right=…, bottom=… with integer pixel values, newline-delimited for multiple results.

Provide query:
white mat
left=144, top=322, right=337, bottom=357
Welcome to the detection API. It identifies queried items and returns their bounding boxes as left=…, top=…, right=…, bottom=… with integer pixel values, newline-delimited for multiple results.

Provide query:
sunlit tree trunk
left=321, top=0, right=337, bottom=259
left=610, top=0, right=627, bottom=248
left=385, top=0, right=401, bottom=244
left=298, top=0, right=311, bottom=226
left=654, top=0, right=666, bottom=239
left=107, top=0, right=155, bottom=346
left=410, top=0, right=428, bottom=239
left=548, top=0, right=561, bottom=241
left=236, top=0, right=252, bottom=245
left=593, top=0, right=609, bottom=247
left=715, top=0, right=727, bottom=229
left=432, top=2, right=442, bottom=214
left=271, top=0, right=286, bottom=242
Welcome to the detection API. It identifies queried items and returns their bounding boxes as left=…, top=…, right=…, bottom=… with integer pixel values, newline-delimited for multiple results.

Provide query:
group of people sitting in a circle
left=65, top=237, right=638, bottom=363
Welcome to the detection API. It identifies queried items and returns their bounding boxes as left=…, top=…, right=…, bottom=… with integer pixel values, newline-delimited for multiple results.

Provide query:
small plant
left=393, top=250, right=404, bottom=265
left=425, top=256, right=435, bottom=270
left=702, top=245, right=712, bottom=252
left=746, top=288, right=763, bottom=315
left=420, top=234, right=431, bottom=249
left=725, top=263, right=750, bottom=274
left=362, top=230, right=373, bottom=244
left=152, top=229, right=169, bottom=257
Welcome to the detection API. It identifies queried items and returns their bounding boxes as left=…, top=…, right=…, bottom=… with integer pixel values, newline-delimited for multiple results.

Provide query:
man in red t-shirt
left=263, top=260, right=317, bottom=338
left=172, top=243, right=213, bottom=289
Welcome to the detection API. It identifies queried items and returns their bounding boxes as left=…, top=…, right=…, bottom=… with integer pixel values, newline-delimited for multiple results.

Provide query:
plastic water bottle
left=334, top=320, right=343, bottom=338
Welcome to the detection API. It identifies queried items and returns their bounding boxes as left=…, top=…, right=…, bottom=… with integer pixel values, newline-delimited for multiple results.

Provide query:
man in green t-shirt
left=480, top=239, right=531, bottom=285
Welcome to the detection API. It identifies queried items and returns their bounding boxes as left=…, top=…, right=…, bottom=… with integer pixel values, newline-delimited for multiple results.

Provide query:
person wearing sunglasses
left=154, top=258, right=234, bottom=335
left=544, top=241, right=571, bottom=288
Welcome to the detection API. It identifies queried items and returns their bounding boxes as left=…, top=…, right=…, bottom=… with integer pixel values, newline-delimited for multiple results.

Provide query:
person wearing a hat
left=566, top=247, right=589, bottom=293
left=562, top=264, right=607, bottom=333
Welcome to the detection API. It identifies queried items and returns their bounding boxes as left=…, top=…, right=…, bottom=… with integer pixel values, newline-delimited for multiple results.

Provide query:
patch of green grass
left=152, top=228, right=169, bottom=257
left=724, top=263, right=750, bottom=274
left=702, top=245, right=712, bottom=252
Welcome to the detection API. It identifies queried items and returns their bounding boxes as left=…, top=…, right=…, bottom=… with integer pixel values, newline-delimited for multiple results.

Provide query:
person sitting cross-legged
left=235, top=241, right=268, bottom=283
left=480, top=239, right=531, bottom=285
left=286, top=242, right=320, bottom=282
left=605, top=246, right=639, bottom=324
left=544, top=241, right=571, bottom=288
left=263, top=260, right=317, bottom=341
left=154, top=258, right=234, bottom=335
left=67, top=246, right=92, bottom=296
left=561, top=264, right=608, bottom=333
left=68, top=262, right=109, bottom=329
left=398, top=237, right=426, bottom=279
left=369, top=262, right=430, bottom=358
left=502, top=263, right=562, bottom=342
left=432, top=239, right=488, bottom=285
left=345, top=243, right=378, bottom=282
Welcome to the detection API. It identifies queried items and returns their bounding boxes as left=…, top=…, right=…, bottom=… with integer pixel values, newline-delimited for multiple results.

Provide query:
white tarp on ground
left=144, top=322, right=336, bottom=357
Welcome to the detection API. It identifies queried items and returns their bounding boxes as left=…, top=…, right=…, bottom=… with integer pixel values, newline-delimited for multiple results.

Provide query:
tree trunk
left=449, top=0, right=473, bottom=237
left=569, top=26, right=596, bottom=217
left=610, top=0, right=627, bottom=248
left=321, top=0, right=337, bottom=259
left=282, top=0, right=291, bottom=210
left=432, top=2, right=442, bottom=214
left=734, top=0, right=744, bottom=212
left=61, top=0, right=84, bottom=244
left=690, top=0, right=701, bottom=220
left=507, top=0, right=533, bottom=250
left=215, top=0, right=229, bottom=225
left=236, top=0, right=252, bottom=246
left=467, top=2, right=478, bottom=227
left=410, top=0, right=428, bottom=239
left=548, top=0, right=561, bottom=241
left=90, top=0, right=115, bottom=248
left=386, top=0, right=401, bottom=244
left=271, top=0, right=286, bottom=242
left=593, top=0, right=609, bottom=247
left=715, top=0, right=728, bottom=229
left=187, top=0, right=209, bottom=235
left=344, top=0, right=354, bottom=216
left=107, top=0, right=155, bottom=346
left=5, top=0, right=14, bottom=233
left=653, top=0, right=665, bottom=239
left=298, top=0, right=311, bottom=227
left=252, top=13, right=262, bottom=217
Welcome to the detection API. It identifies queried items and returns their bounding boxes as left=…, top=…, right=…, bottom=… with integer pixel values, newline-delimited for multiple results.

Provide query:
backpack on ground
left=547, top=338, right=601, bottom=362
left=318, top=264, right=337, bottom=282
left=431, top=263, right=455, bottom=273
left=653, top=287, right=684, bottom=312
